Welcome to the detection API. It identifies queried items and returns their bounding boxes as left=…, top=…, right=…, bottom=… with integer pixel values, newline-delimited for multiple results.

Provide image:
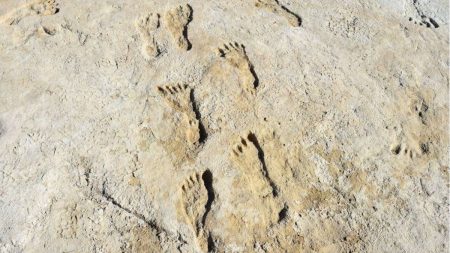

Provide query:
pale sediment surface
left=0, top=0, right=448, bottom=252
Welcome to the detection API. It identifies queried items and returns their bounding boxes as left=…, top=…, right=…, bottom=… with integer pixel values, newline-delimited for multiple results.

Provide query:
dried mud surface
left=0, top=0, right=448, bottom=252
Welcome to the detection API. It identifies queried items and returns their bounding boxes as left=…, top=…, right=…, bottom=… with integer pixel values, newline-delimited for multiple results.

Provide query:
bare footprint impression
left=165, top=4, right=193, bottom=50
left=229, top=131, right=282, bottom=230
left=255, top=0, right=301, bottom=27
left=1, top=0, right=59, bottom=26
left=156, top=83, right=203, bottom=146
left=135, top=13, right=161, bottom=59
left=217, top=42, right=259, bottom=95
left=230, top=131, right=276, bottom=198
left=179, top=171, right=215, bottom=252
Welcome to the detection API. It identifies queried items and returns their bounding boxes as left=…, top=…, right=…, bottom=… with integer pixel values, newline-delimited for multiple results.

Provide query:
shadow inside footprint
left=183, top=5, right=193, bottom=50
left=190, top=89, right=208, bottom=143
left=247, top=132, right=279, bottom=197
left=250, top=64, right=259, bottom=89
left=201, top=170, right=216, bottom=251
left=239, top=44, right=259, bottom=90
left=280, top=5, right=302, bottom=26
left=201, top=169, right=214, bottom=225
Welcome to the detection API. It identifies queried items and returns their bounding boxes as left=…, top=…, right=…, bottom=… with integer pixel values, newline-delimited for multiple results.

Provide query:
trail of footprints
left=154, top=59, right=278, bottom=249
left=0, top=0, right=335, bottom=251
left=141, top=2, right=300, bottom=251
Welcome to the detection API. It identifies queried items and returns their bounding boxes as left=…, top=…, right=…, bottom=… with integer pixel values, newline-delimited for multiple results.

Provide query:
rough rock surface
left=0, top=0, right=448, bottom=252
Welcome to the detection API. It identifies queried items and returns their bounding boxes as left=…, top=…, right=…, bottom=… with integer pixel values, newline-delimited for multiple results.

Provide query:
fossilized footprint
left=255, top=0, right=301, bottom=27
left=157, top=83, right=193, bottom=113
left=165, top=4, right=193, bottom=50
left=180, top=172, right=211, bottom=252
left=156, top=83, right=201, bottom=146
left=1, top=0, right=59, bottom=25
left=135, top=13, right=161, bottom=58
left=390, top=141, right=428, bottom=160
left=217, top=42, right=258, bottom=95
left=230, top=132, right=274, bottom=197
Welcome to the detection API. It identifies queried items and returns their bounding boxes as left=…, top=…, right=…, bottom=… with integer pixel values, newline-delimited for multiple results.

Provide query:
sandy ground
left=0, top=0, right=448, bottom=252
